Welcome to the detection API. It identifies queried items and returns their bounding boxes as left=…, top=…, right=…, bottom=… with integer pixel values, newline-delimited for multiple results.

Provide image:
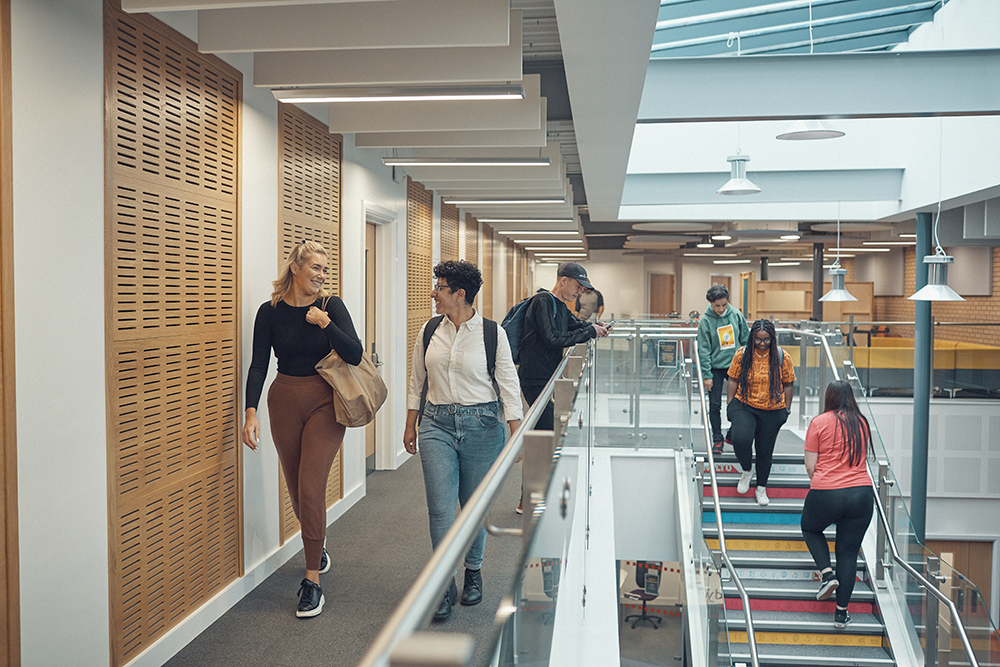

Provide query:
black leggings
left=727, top=398, right=788, bottom=487
left=707, top=368, right=729, bottom=443
left=800, top=485, right=874, bottom=608
left=521, top=383, right=554, bottom=431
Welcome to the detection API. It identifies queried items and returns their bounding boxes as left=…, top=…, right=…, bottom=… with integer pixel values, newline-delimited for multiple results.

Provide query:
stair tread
left=728, top=642, right=895, bottom=666
left=724, top=609, right=884, bottom=633
left=723, top=579, right=875, bottom=599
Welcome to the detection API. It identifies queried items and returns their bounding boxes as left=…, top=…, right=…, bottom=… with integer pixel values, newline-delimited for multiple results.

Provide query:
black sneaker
left=296, top=578, right=324, bottom=618
left=834, top=608, right=851, bottom=628
left=319, top=548, right=330, bottom=574
left=461, top=568, right=483, bottom=606
left=711, top=440, right=724, bottom=456
left=816, top=572, right=839, bottom=600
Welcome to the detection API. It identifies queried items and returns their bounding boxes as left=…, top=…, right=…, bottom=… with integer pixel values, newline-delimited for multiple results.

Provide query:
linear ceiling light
left=381, top=157, right=550, bottom=167
left=713, top=259, right=751, bottom=264
left=834, top=247, right=891, bottom=252
left=898, top=233, right=917, bottom=238
left=862, top=241, right=916, bottom=246
left=683, top=252, right=737, bottom=257
left=442, top=197, right=565, bottom=205
left=769, top=261, right=802, bottom=266
left=711, top=234, right=732, bottom=241
left=491, top=221, right=575, bottom=226
left=780, top=234, right=801, bottom=240
left=272, top=84, right=525, bottom=104
left=525, top=247, right=585, bottom=251
left=512, top=239, right=582, bottom=244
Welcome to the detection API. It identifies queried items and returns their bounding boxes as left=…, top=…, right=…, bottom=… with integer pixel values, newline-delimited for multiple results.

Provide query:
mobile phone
left=605, top=320, right=616, bottom=330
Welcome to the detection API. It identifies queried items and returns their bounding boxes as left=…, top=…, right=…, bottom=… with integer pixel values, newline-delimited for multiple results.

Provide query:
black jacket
left=518, top=290, right=596, bottom=386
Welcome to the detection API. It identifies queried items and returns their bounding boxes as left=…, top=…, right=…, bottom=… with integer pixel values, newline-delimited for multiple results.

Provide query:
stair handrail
left=355, top=352, right=575, bottom=667
left=800, top=326, right=983, bottom=667
left=692, top=342, right=760, bottom=667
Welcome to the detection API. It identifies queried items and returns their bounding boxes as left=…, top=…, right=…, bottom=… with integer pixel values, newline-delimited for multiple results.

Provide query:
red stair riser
left=725, top=597, right=874, bottom=614
left=706, top=486, right=808, bottom=499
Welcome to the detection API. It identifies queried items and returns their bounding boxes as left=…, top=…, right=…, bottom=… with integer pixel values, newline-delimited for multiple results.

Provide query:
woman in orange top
left=726, top=319, right=796, bottom=506
left=800, top=380, right=874, bottom=629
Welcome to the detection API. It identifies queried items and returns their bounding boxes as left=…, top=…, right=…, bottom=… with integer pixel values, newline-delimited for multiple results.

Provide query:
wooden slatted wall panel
left=482, top=225, right=494, bottom=319
left=520, top=251, right=529, bottom=300
left=105, top=5, right=241, bottom=665
left=465, top=214, right=480, bottom=310
left=440, top=202, right=459, bottom=263
left=407, top=178, right=433, bottom=382
left=276, top=103, right=344, bottom=543
left=0, top=0, right=16, bottom=662
left=506, top=239, right=516, bottom=312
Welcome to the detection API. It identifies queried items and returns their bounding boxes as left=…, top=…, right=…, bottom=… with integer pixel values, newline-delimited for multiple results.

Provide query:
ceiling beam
left=639, top=50, right=1000, bottom=122
left=254, top=10, right=521, bottom=87
left=354, top=102, right=547, bottom=147
left=197, top=0, right=509, bottom=53
left=123, top=0, right=392, bottom=10
left=326, top=75, right=541, bottom=133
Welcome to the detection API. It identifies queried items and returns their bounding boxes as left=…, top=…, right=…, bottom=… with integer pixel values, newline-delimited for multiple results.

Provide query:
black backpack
left=501, top=291, right=558, bottom=365
left=417, top=316, right=499, bottom=420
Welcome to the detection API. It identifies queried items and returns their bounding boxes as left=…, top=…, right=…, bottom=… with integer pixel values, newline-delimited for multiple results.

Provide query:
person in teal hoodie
left=697, top=285, right=750, bottom=454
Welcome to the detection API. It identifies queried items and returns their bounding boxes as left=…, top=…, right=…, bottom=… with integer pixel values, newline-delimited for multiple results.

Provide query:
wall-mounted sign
left=657, top=340, right=679, bottom=369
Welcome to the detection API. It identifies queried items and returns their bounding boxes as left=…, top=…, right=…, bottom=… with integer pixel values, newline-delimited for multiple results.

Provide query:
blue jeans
left=419, top=401, right=506, bottom=571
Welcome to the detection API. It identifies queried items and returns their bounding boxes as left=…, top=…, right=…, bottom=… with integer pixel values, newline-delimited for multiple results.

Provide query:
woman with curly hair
left=800, top=380, right=874, bottom=629
left=726, top=319, right=796, bottom=506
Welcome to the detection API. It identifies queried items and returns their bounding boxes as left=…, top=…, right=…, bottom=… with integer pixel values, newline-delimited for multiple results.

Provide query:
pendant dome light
left=717, top=154, right=761, bottom=195
left=776, top=119, right=845, bottom=141
left=909, top=203, right=964, bottom=301
left=820, top=204, right=857, bottom=302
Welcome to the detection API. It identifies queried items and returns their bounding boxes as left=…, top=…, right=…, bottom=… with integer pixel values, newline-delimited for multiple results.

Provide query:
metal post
left=912, top=211, right=933, bottom=544
left=798, top=323, right=808, bottom=429
left=760, top=256, right=769, bottom=280
left=876, top=462, right=891, bottom=585
left=925, top=555, right=941, bottom=667
left=812, top=243, right=824, bottom=321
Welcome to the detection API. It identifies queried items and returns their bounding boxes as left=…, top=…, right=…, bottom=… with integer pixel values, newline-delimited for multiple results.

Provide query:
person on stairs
left=800, top=380, right=875, bottom=629
left=241, top=241, right=364, bottom=618
left=726, top=319, right=796, bottom=507
left=403, top=260, right=523, bottom=621
left=696, top=284, right=749, bottom=455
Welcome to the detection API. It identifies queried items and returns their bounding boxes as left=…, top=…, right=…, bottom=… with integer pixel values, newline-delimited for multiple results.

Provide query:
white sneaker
left=737, top=470, right=752, bottom=494
left=755, top=486, right=769, bottom=506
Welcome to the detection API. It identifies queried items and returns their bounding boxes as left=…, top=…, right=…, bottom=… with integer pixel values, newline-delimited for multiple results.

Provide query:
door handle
left=371, top=344, right=383, bottom=367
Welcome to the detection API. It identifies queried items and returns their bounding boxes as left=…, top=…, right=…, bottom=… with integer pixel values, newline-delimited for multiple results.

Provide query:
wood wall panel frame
left=406, top=178, right=433, bottom=384
left=481, top=225, right=494, bottom=319
left=440, top=202, right=459, bottom=263
left=464, top=214, right=479, bottom=309
left=275, top=102, right=344, bottom=544
left=104, top=3, right=242, bottom=664
left=0, top=0, right=18, bottom=663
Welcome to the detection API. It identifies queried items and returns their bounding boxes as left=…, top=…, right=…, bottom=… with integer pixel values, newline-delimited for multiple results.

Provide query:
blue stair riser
left=704, top=511, right=801, bottom=525
left=727, top=567, right=863, bottom=582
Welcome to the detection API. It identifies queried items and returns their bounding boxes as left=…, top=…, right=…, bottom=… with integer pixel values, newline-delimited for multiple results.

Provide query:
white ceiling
left=126, top=0, right=1000, bottom=259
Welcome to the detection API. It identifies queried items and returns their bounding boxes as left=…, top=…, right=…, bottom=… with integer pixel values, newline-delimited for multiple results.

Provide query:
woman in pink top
left=800, top=380, right=874, bottom=629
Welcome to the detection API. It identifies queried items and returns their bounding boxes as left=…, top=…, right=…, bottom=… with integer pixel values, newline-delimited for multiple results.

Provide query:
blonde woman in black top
left=242, top=241, right=363, bottom=618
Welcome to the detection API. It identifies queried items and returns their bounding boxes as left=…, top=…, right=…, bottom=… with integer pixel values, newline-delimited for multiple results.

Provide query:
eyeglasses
left=754, top=337, right=772, bottom=345
left=432, top=283, right=452, bottom=293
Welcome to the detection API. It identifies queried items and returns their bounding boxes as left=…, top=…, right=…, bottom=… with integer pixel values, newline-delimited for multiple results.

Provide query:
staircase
left=703, top=444, right=896, bottom=667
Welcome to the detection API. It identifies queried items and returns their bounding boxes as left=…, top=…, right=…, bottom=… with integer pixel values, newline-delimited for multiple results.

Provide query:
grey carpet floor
left=164, top=455, right=524, bottom=667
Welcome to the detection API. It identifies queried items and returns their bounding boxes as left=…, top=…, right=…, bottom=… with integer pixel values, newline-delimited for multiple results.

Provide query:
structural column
left=911, top=211, right=932, bottom=544
left=812, top=243, right=824, bottom=321
left=760, top=256, right=769, bottom=280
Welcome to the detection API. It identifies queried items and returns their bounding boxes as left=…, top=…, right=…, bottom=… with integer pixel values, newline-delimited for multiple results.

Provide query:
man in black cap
left=518, top=262, right=609, bottom=431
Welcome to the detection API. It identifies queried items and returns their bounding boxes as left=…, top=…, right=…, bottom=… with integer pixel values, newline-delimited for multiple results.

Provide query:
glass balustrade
left=360, top=319, right=995, bottom=667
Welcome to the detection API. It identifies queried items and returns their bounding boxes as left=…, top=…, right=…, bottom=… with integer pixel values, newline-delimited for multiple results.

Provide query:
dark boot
left=434, top=578, right=458, bottom=621
left=461, top=568, right=483, bottom=606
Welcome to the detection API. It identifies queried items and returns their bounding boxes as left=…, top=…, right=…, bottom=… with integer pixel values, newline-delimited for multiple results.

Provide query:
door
left=709, top=274, right=732, bottom=296
left=364, top=223, right=377, bottom=475
left=648, top=273, right=674, bottom=318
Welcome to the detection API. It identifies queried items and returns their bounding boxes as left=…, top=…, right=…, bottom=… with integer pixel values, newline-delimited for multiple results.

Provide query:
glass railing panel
left=688, top=458, right=732, bottom=667
left=932, top=323, right=1000, bottom=400
left=936, top=554, right=1000, bottom=666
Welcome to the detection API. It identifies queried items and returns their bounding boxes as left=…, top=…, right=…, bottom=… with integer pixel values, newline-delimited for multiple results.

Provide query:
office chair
left=624, top=561, right=662, bottom=629
left=541, top=558, right=560, bottom=626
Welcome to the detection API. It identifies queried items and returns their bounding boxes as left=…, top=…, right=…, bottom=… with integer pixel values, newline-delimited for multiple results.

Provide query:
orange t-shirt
left=727, top=347, right=796, bottom=410
left=804, top=411, right=873, bottom=490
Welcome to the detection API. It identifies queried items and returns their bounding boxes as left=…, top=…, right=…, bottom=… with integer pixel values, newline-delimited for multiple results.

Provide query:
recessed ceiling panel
left=811, top=222, right=894, bottom=232
left=631, top=221, right=713, bottom=232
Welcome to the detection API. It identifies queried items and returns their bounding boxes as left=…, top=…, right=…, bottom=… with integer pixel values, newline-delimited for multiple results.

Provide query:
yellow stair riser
left=725, top=631, right=884, bottom=647
left=707, top=538, right=834, bottom=552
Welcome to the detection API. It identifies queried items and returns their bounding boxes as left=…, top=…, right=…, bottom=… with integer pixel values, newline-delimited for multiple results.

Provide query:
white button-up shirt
left=407, top=311, right=523, bottom=421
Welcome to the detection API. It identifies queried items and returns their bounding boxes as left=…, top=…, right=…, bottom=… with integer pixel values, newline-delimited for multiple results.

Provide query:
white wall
left=12, top=1, right=109, bottom=665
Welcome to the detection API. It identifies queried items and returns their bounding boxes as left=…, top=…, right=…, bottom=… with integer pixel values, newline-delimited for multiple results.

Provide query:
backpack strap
left=417, top=316, right=445, bottom=423
left=483, top=318, right=498, bottom=382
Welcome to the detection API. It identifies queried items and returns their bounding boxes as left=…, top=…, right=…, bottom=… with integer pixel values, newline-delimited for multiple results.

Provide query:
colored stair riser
left=730, top=568, right=861, bottom=582
left=714, top=462, right=807, bottom=476
left=707, top=538, right=834, bottom=552
left=704, top=511, right=803, bottom=524
left=724, top=597, right=873, bottom=614
left=724, top=630, right=885, bottom=647
left=705, top=486, right=808, bottom=499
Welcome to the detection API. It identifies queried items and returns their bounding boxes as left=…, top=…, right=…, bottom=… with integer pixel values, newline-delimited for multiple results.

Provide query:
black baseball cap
left=557, top=261, right=594, bottom=290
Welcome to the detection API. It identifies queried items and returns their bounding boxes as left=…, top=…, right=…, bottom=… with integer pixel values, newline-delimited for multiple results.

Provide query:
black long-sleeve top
left=517, top=289, right=596, bottom=386
left=244, top=296, right=363, bottom=410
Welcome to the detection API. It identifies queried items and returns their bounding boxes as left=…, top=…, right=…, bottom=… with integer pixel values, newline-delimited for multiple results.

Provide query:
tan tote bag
left=315, top=298, right=387, bottom=427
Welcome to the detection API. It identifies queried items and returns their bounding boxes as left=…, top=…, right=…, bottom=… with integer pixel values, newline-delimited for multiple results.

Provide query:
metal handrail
left=803, top=326, right=983, bottom=667
left=691, top=340, right=760, bottom=667
left=355, top=353, right=574, bottom=667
